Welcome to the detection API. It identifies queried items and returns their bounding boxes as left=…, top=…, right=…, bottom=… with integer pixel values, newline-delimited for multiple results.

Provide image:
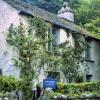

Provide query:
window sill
left=85, top=59, right=95, bottom=63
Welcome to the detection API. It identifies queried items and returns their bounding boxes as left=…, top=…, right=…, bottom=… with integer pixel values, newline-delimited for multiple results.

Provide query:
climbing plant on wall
left=60, top=33, right=84, bottom=83
left=6, top=16, right=65, bottom=99
left=6, top=15, right=84, bottom=100
left=6, top=16, right=50, bottom=100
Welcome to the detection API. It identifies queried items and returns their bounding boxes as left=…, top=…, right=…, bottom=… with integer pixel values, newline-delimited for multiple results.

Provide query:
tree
left=59, top=34, right=84, bottom=83
left=6, top=16, right=50, bottom=100
left=85, top=18, right=100, bottom=38
left=75, top=0, right=100, bottom=25
left=49, top=0, right=100, bottom=27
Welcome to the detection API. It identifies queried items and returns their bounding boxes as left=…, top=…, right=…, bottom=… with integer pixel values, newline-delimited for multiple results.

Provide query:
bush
left=56, top=81, right=100, bottom=95
left=0, top=75, right=20, bottom=92
left=75, top=74, right=84, bottom=83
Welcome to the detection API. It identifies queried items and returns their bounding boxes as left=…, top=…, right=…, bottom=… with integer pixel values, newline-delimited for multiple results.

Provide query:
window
left=0, top=69, right=2, bottom=75
left=86, top=75, right=93, bottom=82
left=85, top=39, right=91, bottom=60
left=47, top=71, right=60, bottom=82
left=47, top=28, right=52, bottom=51
left=52, top=28, right=57, bottom=47
left=48, top=28, right=57, bottom=51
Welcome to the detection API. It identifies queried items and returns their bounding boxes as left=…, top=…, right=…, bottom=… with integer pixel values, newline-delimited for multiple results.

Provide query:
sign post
left=42, top=78, right=57, bottom=90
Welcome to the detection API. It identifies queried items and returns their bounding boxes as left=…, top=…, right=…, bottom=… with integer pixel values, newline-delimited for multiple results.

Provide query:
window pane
left=86, top=75, right=93, bottom=82
left=85, top=39, right=91, bottom=60
left=0, top=69, right=2, bottom=75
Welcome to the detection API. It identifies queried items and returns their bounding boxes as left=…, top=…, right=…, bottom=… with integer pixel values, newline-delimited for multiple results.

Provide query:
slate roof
left=3, top=0, right=100, bottom=40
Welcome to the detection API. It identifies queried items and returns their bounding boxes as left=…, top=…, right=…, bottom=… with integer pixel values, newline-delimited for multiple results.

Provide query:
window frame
left=85, top=38, right=92, bottom=61
left=86, top=74, right=93, bottom=82
left=46, top=71, right=60, bottom=82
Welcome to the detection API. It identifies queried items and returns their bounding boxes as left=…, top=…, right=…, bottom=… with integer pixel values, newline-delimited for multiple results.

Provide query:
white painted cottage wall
left=0, top=0, right=55, bottom=81
left=55, top=28, right=74, bottom=47
left=0, top=0, right=22, bottom=78
left=59, top=28, right=67, bottom=44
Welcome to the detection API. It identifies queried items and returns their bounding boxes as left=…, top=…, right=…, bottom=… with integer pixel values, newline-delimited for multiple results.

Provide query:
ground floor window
left=47, top=71, right=60, bottom=82
left=86, top=74, right=93, bottom=82
left=0, top=69, right=2, bottom=75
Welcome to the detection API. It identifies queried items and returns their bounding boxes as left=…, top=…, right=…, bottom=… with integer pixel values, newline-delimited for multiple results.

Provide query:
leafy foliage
left=59, top=34, right=84, bottom=83
left=85, top=18, right=100, bottom=38
left=57, top=81, right=100, bottom=95
left=0, top=75, right=19, bottom=92
left=6, top=15, right=85, bottom=99
left=6, top=16, right=50, bottom=100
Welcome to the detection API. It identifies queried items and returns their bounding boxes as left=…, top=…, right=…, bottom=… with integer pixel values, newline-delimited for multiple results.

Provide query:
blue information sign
left=43, top=78, right=57, bottom=89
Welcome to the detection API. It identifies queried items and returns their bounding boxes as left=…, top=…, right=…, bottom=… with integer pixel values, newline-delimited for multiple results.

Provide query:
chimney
left=57, top=2, right=74, bottom=22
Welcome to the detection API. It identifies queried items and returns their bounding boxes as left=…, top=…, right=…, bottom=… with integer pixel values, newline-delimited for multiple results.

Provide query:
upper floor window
left=47, top=27, right=57, bottom=52
left=85, top=38, right=91, bottom=60
left=52, top=28, right=57, bottom=47
left=48, top=28, right=52, bottom=51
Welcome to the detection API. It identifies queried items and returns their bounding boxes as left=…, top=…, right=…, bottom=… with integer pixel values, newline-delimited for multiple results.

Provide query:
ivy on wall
left=6, top=16, right=50, bottom=100
left=6, top=16, right=84, bottom=99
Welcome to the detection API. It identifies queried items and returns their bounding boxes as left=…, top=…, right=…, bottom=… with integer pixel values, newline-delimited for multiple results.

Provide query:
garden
left=1, top=75, right=100, bottom=100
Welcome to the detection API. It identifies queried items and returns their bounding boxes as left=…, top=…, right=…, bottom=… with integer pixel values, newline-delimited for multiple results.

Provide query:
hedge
left=0, top=75, right=20, bottom=92
left=56, top=81, right=100, bottom=95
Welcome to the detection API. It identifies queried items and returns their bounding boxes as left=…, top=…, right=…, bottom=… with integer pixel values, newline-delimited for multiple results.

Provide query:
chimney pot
left=57, top=2, right=74, bottom=22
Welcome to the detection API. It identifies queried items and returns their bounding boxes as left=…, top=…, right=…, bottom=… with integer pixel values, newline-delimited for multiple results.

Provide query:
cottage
left=0, top=0, right=100, bottom=82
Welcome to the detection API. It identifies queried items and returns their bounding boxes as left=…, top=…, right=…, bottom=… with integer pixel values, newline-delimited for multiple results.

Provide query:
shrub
left=75, top=74, right=84, bottom=83
left=56, top=81, right=100, bottom=95
left=0, top=75, right=20, bottom=92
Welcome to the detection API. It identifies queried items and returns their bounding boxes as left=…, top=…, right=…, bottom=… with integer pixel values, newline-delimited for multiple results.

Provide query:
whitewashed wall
left=0, top=0, right=22, bottom=78
left=55, top=28, right=75, bottom=47
left=0, top=0, right=49, bottom=81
